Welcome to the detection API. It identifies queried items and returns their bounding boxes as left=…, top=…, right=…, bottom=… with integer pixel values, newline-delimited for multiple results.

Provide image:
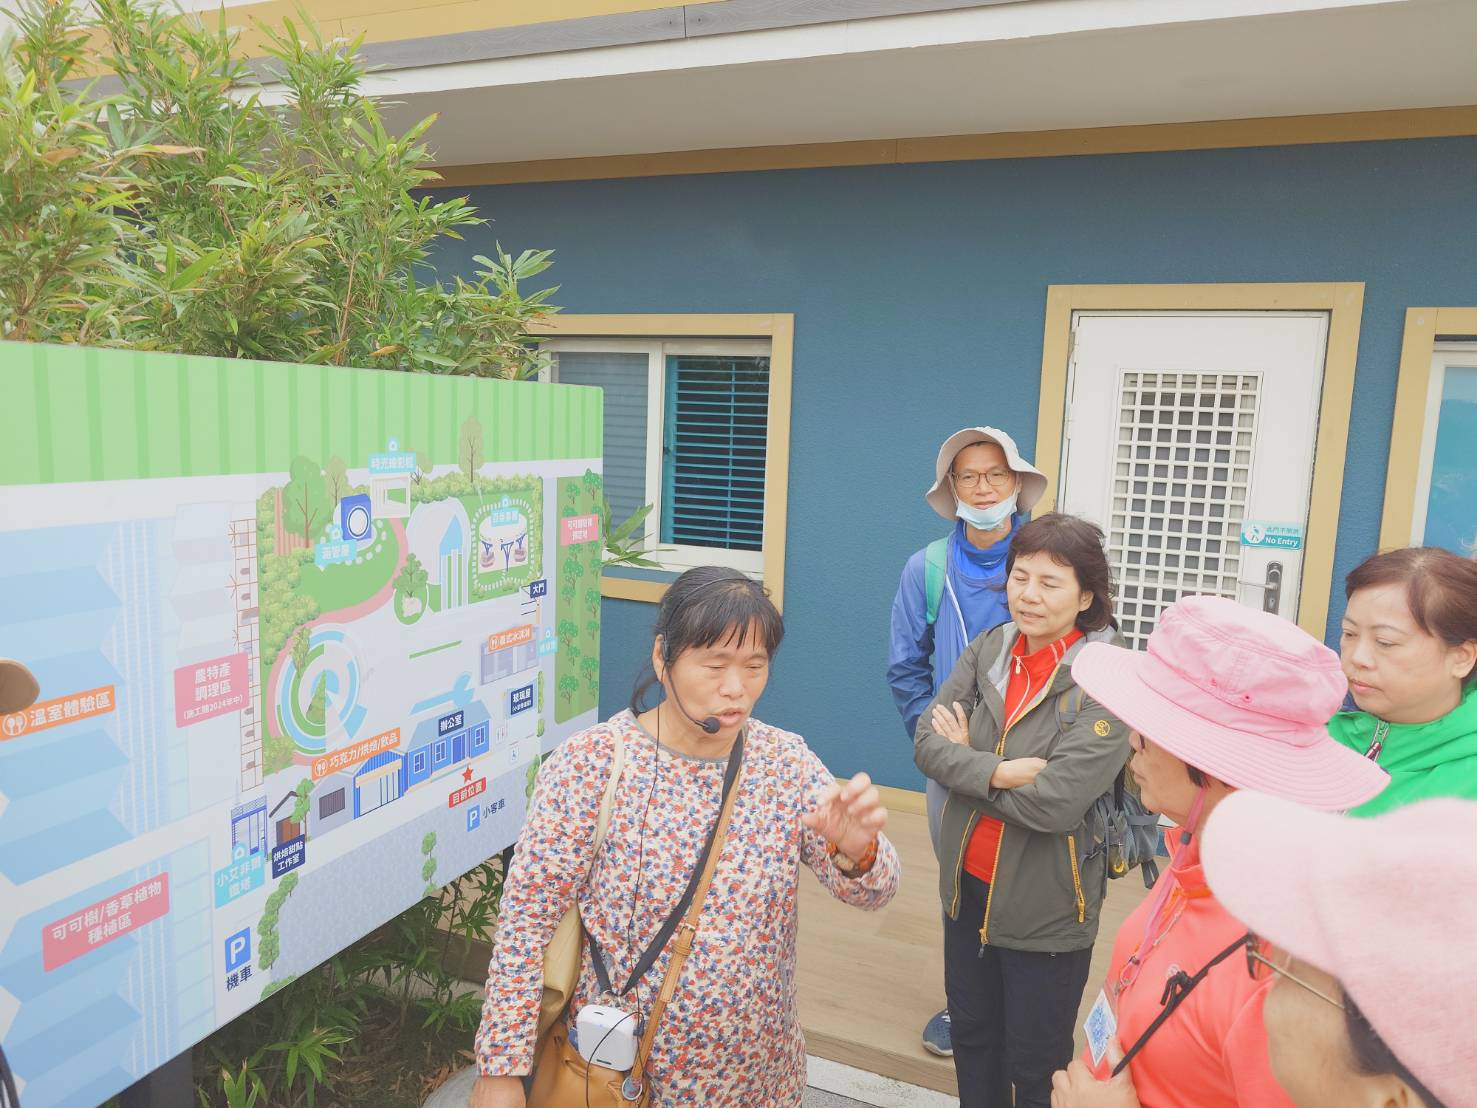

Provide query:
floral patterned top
left=474, top=710, right=900, bottom=1106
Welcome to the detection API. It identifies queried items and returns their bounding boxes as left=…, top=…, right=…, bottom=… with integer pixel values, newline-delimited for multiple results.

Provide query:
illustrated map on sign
left=0, top=345, right=605, bottom=1108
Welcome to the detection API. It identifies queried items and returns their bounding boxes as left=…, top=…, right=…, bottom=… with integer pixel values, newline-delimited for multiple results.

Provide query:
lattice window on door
left=1107, top=371, right=1260, bottom=650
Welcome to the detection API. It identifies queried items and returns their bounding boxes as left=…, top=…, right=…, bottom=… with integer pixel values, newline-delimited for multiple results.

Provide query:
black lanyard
left=589, top=735, right=744, bottom=998
left=1112, top=934, right=1250, bottom=1077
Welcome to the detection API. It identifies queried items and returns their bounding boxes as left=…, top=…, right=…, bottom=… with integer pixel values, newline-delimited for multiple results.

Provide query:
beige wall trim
left=1379, top=307, right=1477, bottom=550
left=204, top=0, right=699, bottom=49
left=599, top=576, right=670, bottom=604
left=545, top=313, right=794, bottom=611
left=148, top=0, right=1015, bottom=73
left=430, top=106, right=1477, bottom=188
left=1035, top=283, right=1365, bottom=641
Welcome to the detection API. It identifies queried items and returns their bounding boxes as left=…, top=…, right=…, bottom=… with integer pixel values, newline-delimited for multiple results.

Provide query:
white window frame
left=1410, top=341, right=1477, bottom=545
left=546, top=336, right=772, bottom=578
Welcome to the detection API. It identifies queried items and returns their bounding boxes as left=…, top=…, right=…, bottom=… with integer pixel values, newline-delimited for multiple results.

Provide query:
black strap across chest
left=588, top=734, right=744, bottom=998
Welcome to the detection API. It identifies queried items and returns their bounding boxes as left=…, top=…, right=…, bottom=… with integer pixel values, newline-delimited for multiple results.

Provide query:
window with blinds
left=661, top=354, right=770, bottom=552
left=550, top=351, right=649, bottom=530
left=546, top=338, right=772, bottom=576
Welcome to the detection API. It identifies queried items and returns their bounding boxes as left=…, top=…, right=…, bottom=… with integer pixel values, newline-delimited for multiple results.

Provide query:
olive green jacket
left=914, top=623, right=1130, bottom=952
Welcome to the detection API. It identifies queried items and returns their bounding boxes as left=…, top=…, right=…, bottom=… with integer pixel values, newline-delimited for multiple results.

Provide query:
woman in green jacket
left=1331, top=546, right=1477, bottom=815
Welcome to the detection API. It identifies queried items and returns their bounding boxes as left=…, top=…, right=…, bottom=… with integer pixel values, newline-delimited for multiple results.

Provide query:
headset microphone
left=670, top=686, right=721, bottom=734
left=659, top=636, right=722, bottom=734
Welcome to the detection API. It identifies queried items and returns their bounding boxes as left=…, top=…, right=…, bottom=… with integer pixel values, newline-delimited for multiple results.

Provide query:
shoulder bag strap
left=626, top=742, right=746, bottom=1091
left=924, top=536, right=948, bottom=626
left=588, top=731, right=625, bottom=870
left=588, top=735, right=743, bottom=997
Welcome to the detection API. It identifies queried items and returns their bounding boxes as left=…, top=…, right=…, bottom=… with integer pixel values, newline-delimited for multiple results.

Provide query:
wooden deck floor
left=796, top=807, right=1153, bottom=1097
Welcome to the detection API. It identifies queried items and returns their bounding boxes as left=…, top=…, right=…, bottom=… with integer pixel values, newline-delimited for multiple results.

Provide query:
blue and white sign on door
left=1240, top=521, right=1304, bottom=550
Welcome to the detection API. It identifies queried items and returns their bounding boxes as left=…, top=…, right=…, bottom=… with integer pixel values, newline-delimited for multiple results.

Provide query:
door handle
left=1262, top=561, right=1283, bottom=615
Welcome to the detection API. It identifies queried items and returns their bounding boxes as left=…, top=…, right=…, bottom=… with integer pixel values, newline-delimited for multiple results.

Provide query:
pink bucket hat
left=924, top=426, right=1048, bottom=521
left=1202, top=791, right=1477, bottom=1108
left=1072, top=595, right=1387, bottom=810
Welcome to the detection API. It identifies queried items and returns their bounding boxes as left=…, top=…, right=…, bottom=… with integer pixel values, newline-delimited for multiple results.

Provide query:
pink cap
left=1202, top=791, right=1477, bottom=1108
left=1072, top=595, right=1387, bottom=810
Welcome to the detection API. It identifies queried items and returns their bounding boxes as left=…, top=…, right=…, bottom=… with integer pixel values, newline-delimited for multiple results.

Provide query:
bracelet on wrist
left=826, top=836, right=879, bottom=877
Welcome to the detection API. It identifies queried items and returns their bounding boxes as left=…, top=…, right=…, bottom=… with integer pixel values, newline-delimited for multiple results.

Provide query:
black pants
left=943, top=873, right=1094, bottom=1108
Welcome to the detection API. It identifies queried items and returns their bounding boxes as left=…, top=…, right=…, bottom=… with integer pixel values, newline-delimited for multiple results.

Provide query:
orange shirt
left=1085, top=835, right=1294, bottom=1108
left=962, top=628, right=1082, bottom=883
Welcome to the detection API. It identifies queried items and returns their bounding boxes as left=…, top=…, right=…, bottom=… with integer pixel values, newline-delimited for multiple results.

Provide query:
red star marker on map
left=462, top=766, right=474, bottom=782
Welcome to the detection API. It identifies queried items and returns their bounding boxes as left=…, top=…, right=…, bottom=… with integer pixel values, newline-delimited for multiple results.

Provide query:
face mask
left=956, top=492, right=1017, bottom=531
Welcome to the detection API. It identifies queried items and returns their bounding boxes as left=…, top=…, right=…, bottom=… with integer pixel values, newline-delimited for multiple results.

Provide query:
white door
left=1058, top=312, right=1330, bottom=649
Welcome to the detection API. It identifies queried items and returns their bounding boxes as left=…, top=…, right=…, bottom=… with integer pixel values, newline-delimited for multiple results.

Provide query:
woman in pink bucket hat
left=1048, top=595, right=1388, bottom=1108
left=1201, top=791, right=1472, bottom=1108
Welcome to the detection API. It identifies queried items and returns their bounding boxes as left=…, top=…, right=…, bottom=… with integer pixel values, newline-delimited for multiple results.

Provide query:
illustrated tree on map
left=459, top=416, right=484, bottom=484
left=394, top=553, right=429, bottom=617
left=292, top=627, right=311, bottom=674
left=536, top=671, right=546, bottom=738
left=283, top=455, right=331, bottom=547
left=306, top=675, right=327, bottom=728
left=324, top=455, right=350, bottom=507
left=421, top=831, right=439, bottom=898
left=291, top=627, right=326, bottom=730
left=291, top=778, right=314, bottom=830
left=554, top=471, right=604, bottom=723
left=256, top=872, right=299, bottom=973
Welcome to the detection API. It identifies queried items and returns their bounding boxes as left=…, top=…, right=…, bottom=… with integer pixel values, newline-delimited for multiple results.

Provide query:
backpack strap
left=1055, top=685, right=1088, bottom=729
left=923, top=537, right=949, bottom=626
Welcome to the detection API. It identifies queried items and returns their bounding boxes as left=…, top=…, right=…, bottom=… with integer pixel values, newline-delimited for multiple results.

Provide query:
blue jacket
left=887, top=518, right=1018, bottom=741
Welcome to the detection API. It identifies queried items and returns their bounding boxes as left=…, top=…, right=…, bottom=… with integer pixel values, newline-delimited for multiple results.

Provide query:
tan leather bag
left=535, top=733, right=626, bottom=1043
left=527, top=748, right=742, bottom=1107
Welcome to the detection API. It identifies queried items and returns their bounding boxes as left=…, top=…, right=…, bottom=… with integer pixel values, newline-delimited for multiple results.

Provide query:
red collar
left=1011, top=626, right=1084, bottom=663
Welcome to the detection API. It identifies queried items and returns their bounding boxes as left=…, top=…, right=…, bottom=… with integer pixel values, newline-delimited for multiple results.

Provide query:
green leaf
left=172, top=248, right=224, bottom=291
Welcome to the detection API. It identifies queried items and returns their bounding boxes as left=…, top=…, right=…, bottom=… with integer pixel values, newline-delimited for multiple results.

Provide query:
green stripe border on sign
left=0, top=342, right=603, bottom=485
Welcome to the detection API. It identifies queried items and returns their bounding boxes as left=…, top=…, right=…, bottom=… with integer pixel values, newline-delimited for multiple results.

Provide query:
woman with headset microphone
left=471, top=567, right=901, bottom=1107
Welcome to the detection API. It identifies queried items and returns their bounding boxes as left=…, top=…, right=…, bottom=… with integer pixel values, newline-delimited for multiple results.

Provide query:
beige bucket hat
left=925, top=426, right=1048, bottom=521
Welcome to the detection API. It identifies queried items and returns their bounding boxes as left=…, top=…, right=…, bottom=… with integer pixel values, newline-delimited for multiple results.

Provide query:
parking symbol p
left=225, top=927, right=251, bottom=972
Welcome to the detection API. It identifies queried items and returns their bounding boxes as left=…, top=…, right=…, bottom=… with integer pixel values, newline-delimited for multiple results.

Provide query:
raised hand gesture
left=801, top=772, right=888, bottom=861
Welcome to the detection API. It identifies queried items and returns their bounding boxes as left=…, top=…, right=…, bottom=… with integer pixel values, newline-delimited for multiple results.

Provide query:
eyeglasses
left=951, top=468, right=1015, bottom=491
left=1245, top=934, right=1346, bottom=1011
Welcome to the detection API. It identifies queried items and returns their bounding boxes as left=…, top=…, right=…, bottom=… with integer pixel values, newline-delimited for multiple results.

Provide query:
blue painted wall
left=427, top=136, right=1477, bottom=790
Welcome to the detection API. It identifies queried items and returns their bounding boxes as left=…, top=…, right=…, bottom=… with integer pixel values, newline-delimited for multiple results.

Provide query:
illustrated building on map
left=311, top=778, right=353, bottom=837
left=439, top=516, right=466, bottom=610
left=481, top=635, right=537, bottom=685
left=404, top=701, right=492, bottom=789
left=269, top=792, right=304, bottom=848
left=353, top=749, right=405, bottom=817
left=230, top=799, right=267, bottom=857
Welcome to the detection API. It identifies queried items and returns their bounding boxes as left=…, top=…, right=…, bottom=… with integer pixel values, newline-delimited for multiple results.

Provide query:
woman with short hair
left=1331, top=546, right=1477, bottom=813
left=471, top=567, right=899, bottom=1107
left=915, top=513, right=1131, bottom=1108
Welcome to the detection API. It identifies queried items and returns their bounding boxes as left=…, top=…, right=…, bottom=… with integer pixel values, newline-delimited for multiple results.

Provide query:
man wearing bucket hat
left=1048, top=595, right=1388, bottom=1108
left=887, top=426, right=1047, bottom=1057
left=1200, top=792, right=1472, bottom=1108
